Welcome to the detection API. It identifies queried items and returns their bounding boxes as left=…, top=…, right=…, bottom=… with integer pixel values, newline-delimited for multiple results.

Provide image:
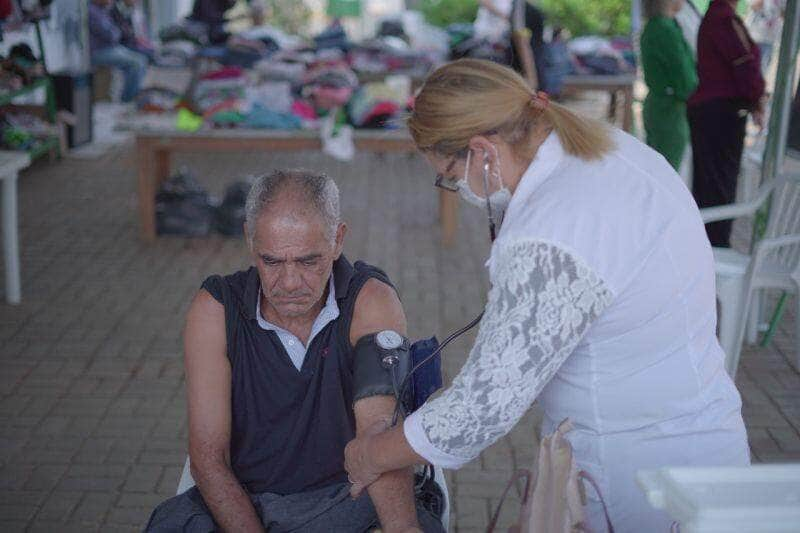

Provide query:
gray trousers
left=145, top=482, right=445, bottom=533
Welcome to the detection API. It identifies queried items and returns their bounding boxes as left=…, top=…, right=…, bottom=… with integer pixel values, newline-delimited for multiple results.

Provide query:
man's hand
left=345, top=418, right=390, bottom=497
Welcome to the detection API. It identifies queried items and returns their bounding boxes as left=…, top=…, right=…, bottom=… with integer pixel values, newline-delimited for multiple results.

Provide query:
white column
left=2, top=171, right=20, bottom=304
left=631, top=0, right=642, bottom=37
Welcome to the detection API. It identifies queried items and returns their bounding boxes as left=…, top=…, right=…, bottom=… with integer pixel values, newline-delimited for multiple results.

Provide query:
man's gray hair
left=245, top=169, right=340, bottom=246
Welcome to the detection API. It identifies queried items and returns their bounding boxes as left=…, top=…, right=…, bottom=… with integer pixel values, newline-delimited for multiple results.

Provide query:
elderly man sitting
left=146, top=170, right=443, bottom=532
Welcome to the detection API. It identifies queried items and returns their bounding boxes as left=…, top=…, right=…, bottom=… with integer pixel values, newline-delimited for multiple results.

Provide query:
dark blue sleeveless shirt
left=201, top=256, right=392, bottom=495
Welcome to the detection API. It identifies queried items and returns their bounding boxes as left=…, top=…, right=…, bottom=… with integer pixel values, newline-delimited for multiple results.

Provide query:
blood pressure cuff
left=352, top=333, right=411, bottom=407
left=351, top=334, right=443, bottom=415
left=407, top=336, right=442, bottom=412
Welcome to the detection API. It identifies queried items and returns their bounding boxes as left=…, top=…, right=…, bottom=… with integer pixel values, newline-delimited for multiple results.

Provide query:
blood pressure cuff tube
left=352, top=333, right=412, bottom=408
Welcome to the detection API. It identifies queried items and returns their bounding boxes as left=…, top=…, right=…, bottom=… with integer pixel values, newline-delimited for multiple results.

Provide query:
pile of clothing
left=568, top=36, right=635, bottom=76
left=159, top=46, right=413, bottom=135
left=0, top=111, right=56, bottom=151
left=347, top=79, right=409, bottom=129
left=0, top=43, right=45, bottom=93
left=192, top=65, right=248, bottom=126
left=144, top=17, right=434, bottom=137
left=348, top=36, right=433, bottom=78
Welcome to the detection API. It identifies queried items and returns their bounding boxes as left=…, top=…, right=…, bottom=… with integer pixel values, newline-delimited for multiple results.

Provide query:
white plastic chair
left=701, top=163, right=800, bottom=377
left=176, top=457, right=451, bottom=531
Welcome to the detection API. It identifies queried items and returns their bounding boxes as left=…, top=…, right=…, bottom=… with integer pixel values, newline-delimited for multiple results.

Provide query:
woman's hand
left=345, top=418, right=390, bottom=497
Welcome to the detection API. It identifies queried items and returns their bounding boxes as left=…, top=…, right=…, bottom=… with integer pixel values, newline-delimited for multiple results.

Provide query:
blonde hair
left=408, top=59, right=614, bottom=161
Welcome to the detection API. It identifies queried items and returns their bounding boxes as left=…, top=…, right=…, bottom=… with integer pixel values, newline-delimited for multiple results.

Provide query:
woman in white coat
left=344, top=59, right=750, bottom=532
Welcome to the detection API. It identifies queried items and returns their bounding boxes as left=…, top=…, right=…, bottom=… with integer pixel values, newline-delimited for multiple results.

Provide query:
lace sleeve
left=404, top=240, right=613, bottom=467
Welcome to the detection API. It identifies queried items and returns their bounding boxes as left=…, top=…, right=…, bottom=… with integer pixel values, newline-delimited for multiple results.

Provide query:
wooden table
left=1, top=150, right=32, bottom=304
left=132, top=123, right=460, bottom=244
left=562, top=74, right=637, bottom=132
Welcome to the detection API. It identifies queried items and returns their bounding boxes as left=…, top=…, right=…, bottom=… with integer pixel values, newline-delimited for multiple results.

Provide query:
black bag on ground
left=156, top=167, right=214, bottom=236
left=214, top=180, right=251, bottom=236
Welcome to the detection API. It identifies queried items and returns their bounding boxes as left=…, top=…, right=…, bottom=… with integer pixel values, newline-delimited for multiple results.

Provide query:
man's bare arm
left=350, top=279, right=420, bottom=533
left=185, top=290, right=264, bottom=533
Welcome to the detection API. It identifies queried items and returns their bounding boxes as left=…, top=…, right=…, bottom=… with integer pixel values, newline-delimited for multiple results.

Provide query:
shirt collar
left=499, top=131, right=564, bottom=234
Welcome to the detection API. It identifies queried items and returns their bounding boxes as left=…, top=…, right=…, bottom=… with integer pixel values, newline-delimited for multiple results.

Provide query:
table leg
left=155, top=148, right=171, bottom=186
left=622, top=86, right=634, bottom=133
left=439, top=189, right=458, bottom=247
left=2, top=173, right=21, bottom=304
left=137, top=138, right=157, bottom=242
left=608, top=91, right=618, bottom=122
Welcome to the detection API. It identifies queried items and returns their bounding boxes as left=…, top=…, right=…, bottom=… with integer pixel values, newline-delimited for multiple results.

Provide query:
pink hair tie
left=530, top=90, right=550, bottom=111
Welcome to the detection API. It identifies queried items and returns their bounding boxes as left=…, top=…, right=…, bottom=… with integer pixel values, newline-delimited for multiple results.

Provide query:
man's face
left=250, top=207, right=345, bottom=319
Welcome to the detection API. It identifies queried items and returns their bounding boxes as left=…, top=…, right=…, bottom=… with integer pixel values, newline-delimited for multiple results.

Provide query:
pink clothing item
left=291, top=100, right=318, bottom=121
left=201, top=66, right=245, bottom=81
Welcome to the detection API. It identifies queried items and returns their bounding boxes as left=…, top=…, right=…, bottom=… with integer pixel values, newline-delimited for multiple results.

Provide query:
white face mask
left=457, top=148, right=512, bottom=213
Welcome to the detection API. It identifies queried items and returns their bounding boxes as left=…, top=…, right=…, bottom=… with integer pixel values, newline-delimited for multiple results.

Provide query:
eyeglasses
left=434, top=155, right=460, bottom=192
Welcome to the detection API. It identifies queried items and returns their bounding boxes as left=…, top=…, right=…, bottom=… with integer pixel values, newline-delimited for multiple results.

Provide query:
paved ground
left=1, top=114, right=799, bottom=531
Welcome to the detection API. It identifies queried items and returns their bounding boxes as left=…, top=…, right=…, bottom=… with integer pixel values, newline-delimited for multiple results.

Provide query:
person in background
left=688, top=0, right=766, bottom=247
left=188, top=0, right=265, bottom=45
left=343, top=58, right=749, bottom=532
left=640, top=0, right=698, bottom=170
left=111, top=0, right=155, bottom=62
left=747, top=0, right=786, bottom=74
left=474, top=0, right=513, bottom=42
left=145, top=170, right=443, bottom=533
left=88, top=0, right=148, bottom=102
left=510, top=0, right=547, bottom=90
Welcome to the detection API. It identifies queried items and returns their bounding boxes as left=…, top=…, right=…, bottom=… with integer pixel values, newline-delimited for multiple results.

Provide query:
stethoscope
left=391, top=152, right=499, bottom=425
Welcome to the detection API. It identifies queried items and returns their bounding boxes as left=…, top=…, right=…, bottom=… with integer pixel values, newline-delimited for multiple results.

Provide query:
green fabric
left=176, top=108, right=203, bottom=132
left=327, top=0, right=361, bottom=17
left=640, top=16, right=698, bottom=170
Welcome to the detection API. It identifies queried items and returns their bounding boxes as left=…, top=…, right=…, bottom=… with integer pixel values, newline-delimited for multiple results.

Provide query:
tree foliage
left=419, top=0, right=479, bottom=28
left=262, top=0, right=312, bottom=36
left=538, top=0, right=630, bottom=36
left=419, top=0, right=631, bottom=37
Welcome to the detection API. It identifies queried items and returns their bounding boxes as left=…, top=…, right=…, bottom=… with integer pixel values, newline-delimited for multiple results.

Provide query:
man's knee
left=111, top=48, right=147, bottom=73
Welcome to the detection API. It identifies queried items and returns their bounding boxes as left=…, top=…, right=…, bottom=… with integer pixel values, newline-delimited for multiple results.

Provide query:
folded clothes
left=242, top=103, right=301, bottom=129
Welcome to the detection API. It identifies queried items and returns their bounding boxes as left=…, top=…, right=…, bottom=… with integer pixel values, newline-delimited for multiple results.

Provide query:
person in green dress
left=640, top=0, right=698, bottom=170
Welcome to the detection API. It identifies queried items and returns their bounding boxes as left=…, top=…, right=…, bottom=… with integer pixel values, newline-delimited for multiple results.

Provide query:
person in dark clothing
left=510, top=0, right=546, bottom=89
left=688, top=0, right=766, bottom=247
left=145, top=170, right=444, bottom=533
left=188, top=0, right=264, bottom=44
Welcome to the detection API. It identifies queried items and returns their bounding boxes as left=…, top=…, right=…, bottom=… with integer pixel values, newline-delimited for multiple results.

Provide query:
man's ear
left=333, top=222, right=347, bottom=258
